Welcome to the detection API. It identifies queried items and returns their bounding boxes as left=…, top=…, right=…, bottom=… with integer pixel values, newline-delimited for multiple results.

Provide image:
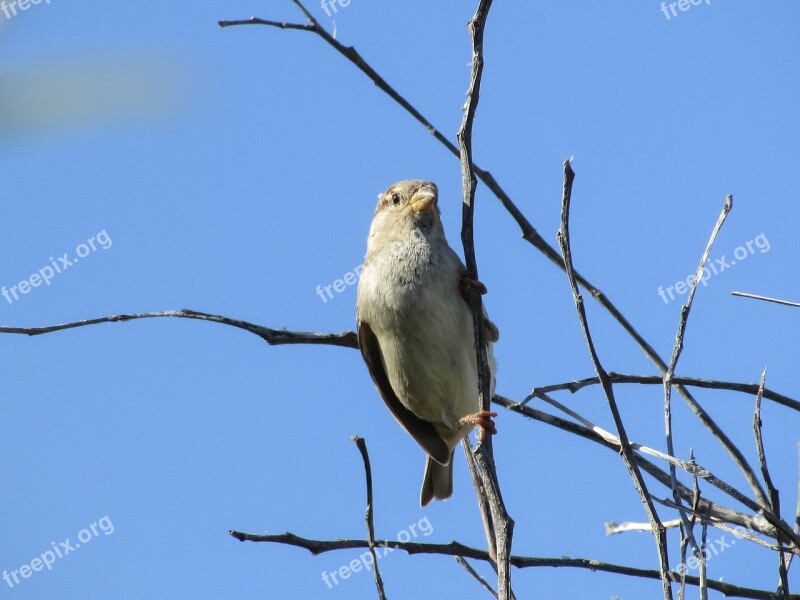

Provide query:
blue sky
left=1, top=1, right=799, bottom=598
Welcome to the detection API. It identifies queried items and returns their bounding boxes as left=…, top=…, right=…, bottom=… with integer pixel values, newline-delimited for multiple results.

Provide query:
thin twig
left=732, top=292, right=800, bottom=308
left=653, top=496, right=791, bottom=552
left=351, top=437, right=387, bottom=600
left=456, top=556, right=499, bottom=599
left=218, top=17, right=313, bottom=31
left=753, top=372, right=790, bottom=596
left=692, top=450, right=708, bottom=600
left=227, top=530, right=799, bottom=600
left=663, top=195, right=733, bottom=560
left=788, top=443, right=800, bottom=573
left=531, top=389, right=799, bottom=547
left=527, top=373, right=800, bottom=413
left=699, top=517, right=709, bottom=600
left=492, top=395, right=779, bottom=540
left=556, top=159, right=673, bottom=599
left=678, top=521, right=688, bottom=600
left=0, top=309, right=359, bottom=348
left=606, top=519, right=683, bottom=535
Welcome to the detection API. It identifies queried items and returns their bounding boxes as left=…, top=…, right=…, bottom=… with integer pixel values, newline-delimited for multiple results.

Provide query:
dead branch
left=556, top=159, right=673, bottom=599
left=227, top=530, right=798, bottom=600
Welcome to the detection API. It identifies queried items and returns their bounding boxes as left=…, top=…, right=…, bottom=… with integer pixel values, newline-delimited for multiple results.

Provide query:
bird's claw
left=460, top=410, right=498, bottom=441
left=460, top=271, right=488, bottom=301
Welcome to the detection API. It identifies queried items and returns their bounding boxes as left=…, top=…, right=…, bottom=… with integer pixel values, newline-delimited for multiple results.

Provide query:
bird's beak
left=407, top=188, right=437, bottom=213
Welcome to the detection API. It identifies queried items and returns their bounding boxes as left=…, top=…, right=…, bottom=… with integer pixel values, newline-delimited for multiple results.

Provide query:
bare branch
left=456, top=3, right=514, bottom=599
left=691, top=449, right=708, bottom=600
left=698, top=517, right=709, bottom=600
left=351, top=437, right=387, bottom=600
left=532, top=389, right=800, bottom=552
left=218, top=17, right=313, bottom=32
left=556, top=159, right=673, bottom=599
left=663, top=195, right=734, bottom=559
left=456, top=556, right=499, bottom=599
left=0, top=309, right=359, bottom=348
left=653, top=497, right=790, bottom=551
left=462, top=438, right=497, bottom=564
left=227, top=530, right=798, bottom=600
left=753, top=372, right=791, bottom=596
left=732, top=292, right=800, bottom=308
left=527, top=374, right=800, bottom=413
left=492, top=395, right=778, bottom=539
left=788, top=443, right=800, bottom=573
left=606, top=519, right=683, bottom=535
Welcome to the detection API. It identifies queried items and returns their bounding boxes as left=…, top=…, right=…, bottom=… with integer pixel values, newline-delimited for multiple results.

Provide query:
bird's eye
left=390, top=192, right=401, bottom=206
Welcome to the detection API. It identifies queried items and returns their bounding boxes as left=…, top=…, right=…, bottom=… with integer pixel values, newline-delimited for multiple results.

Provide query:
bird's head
left=367, top=180, right=444, bottom=247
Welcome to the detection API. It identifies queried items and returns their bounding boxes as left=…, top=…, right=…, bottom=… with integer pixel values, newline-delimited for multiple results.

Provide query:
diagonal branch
left=732, top=292, right=800, bottom=308
left=531, top=389, right=800, bottom=552
left=663, top=195, right=735, bottom=561
left=492, top=395, right=778, bottom=540
left=557, top=159, right=673, bottom=599
left=455, top=556, right=499, bottom=599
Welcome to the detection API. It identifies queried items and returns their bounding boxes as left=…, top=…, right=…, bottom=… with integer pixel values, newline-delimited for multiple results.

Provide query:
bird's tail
left=420, top=451, right=454, bottom=507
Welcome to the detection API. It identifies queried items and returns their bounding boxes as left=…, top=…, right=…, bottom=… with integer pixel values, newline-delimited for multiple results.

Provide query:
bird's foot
left=459, top=410, right=497, bottom=441
left=459, top=271, right=499, bottom=342
left=460, top=270, right=488, bottom=302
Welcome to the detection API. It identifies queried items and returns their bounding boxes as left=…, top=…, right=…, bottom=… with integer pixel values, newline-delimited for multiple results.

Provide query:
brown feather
left=357, top=320, right=450, bottom=465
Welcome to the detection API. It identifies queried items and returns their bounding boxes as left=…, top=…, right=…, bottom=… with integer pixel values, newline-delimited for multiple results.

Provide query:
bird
left=356, top=179, right=499, bottom=507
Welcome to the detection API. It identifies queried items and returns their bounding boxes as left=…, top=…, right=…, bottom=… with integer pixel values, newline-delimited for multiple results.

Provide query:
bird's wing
left=357, top=320, right=451, bottom=465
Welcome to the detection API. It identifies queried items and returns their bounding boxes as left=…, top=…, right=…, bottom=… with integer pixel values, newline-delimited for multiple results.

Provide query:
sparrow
left=356, top=179, right=499, bottom=507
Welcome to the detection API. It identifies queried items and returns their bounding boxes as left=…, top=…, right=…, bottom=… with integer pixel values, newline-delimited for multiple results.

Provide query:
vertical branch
left=664, top=195, right=733, bottom=561
left=752, top=372, right=790, bottom=597
left=351, top=437, right=388, bottom=600
left=698, top=519, right=709, bottom=600
left=457, top=2, right=514, bottom=599
left=556, top=159, right=673, bottom=600
left=690, top=450, right=708, bottom=600
left=790, top=443, right=800, bottom=573
left=462, top=438, right=497, bottom=561
left=677, top=526, right=688, bottom=600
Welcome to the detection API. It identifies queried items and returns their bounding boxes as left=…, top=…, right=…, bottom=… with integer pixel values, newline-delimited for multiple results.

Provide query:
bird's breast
left=358, top=241, right=480, bottom=435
